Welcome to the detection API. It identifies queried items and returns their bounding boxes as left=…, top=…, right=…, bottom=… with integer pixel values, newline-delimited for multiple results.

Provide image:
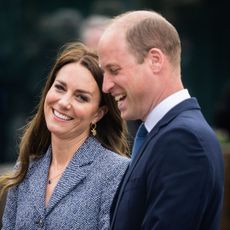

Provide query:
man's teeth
left=54, top=110, right=72, bottom=120
left=115, top=95, right=125, bottom=102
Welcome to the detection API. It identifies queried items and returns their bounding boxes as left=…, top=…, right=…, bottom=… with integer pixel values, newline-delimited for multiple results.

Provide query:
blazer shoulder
left=102, top=148, right=130, bottom=166
left=95, top=147, right=130, bottom=177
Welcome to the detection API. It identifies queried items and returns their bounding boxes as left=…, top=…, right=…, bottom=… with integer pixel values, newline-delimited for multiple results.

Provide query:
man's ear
left=148, top=48, right=164, bottom=73
left=94, top=105, right=108, bottom=123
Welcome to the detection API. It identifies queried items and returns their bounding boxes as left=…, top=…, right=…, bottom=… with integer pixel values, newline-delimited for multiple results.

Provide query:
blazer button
left=35, top=218, right=44, bottom=228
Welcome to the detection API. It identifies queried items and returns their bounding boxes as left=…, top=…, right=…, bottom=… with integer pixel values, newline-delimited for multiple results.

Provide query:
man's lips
left=114, top=94, right=126, bottom=102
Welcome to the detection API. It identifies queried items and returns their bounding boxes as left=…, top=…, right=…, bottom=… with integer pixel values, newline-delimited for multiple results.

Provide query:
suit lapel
left=111, top=98, right=200, bottom=228
left=46, top=137, right=98, bottom=215
left=130, top=98, right=200, bottom=169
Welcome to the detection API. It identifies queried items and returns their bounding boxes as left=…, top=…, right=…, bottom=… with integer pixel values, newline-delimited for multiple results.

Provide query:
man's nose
left=102, top=74, right=114, bottom=93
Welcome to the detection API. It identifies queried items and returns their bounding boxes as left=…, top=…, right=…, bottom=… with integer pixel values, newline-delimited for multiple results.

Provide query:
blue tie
left=131, top=123, right=148, bottom=162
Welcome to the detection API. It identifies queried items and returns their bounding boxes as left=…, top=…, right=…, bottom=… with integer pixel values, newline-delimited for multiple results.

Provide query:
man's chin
left=120, top=112, right=129, bottom=121
left=121, top=111, right=136, bottom=121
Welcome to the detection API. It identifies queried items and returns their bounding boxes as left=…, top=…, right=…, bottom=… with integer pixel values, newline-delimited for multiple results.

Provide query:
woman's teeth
left=54, top=110, right=72, bottom=121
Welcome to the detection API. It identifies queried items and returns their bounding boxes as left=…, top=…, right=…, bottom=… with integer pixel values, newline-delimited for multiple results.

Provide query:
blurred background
left=0, top=0, right=229, bottom=163
left=0, top=0, right=230, bottom=228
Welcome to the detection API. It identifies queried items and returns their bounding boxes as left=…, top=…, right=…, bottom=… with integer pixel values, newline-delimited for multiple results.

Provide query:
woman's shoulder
left=96, top=146, right=130, bottom=175
left=104, top=149, right=130, bottom=164
left=88, top=137, right=130, bottom=162
left=91, top=148, right=129, bottom=187
left=78, top=137, right=130, bottom=178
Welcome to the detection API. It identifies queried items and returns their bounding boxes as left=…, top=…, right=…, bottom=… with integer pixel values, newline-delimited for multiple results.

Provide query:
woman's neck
left=50, top=134, right=89, bottom=169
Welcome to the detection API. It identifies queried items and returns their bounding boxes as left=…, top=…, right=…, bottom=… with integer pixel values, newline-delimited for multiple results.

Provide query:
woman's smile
left=53, top=109, right=73, bottom=121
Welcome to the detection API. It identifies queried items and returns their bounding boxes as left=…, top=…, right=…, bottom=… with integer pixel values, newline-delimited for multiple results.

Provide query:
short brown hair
left=114, top=10, right=181, bottom=66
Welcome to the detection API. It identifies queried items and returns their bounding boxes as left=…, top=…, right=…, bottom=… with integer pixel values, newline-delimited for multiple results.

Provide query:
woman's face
left=44, top=62, right=106, bottom=140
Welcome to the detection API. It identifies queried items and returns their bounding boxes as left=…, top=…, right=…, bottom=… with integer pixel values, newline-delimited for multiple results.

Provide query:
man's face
left=98, top=31, right=155, bottom=121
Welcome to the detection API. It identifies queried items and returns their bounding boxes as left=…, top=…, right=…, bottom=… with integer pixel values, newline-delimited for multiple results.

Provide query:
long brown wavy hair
left=0, top=42, right=129, bottom=197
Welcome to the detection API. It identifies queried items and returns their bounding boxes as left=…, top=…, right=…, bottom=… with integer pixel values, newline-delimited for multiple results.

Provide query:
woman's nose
left=59, top=95, right=72, bottom=109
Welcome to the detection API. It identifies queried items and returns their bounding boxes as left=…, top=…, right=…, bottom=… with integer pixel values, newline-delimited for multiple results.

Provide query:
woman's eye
left=54, top=84, right=65, bottom=91
left=76, top=95, right=89, bottom=102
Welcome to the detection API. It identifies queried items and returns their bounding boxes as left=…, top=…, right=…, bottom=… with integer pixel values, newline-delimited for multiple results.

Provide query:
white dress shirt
left=144, top=89, right=191, bottom=133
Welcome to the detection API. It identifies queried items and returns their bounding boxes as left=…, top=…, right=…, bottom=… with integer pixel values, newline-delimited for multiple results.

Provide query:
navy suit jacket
left=110, top=98, right=224, bottom=230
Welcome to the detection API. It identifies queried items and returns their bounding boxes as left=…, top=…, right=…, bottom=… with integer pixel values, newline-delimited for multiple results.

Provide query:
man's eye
left=109, top=68, right=119, bottom=75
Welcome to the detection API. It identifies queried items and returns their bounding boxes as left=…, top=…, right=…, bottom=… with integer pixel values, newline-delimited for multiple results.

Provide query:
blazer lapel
left=46, top=137, right=98, bottom=215
left=111, top=98, right=201, bottom=227
left=31, top=148, right=51, bottom=218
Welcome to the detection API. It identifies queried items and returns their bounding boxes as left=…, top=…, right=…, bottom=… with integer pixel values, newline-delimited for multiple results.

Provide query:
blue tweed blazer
left=2, top=137, right=130, bottom=230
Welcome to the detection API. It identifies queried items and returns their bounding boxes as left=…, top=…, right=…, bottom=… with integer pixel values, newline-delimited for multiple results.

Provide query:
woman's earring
left=91, top=123, right=97, bottom=136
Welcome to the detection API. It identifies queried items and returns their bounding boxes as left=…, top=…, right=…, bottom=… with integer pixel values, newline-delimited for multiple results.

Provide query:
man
left=98, top=10, right=224, bottom=230
left=80, top=14, right=141, bottom=146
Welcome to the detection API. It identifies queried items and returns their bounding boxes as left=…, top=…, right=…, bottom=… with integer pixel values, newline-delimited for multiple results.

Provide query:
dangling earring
left=91, top=123, right=97, bottom=136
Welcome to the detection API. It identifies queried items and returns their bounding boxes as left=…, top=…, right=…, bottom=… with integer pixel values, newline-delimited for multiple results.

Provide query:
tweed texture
left=2, top=137, right=130, bottom=230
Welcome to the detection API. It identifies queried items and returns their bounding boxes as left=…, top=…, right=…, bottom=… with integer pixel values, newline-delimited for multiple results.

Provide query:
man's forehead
left=98, top=48, right=125, bottom=67
left=98, top=37, right=127, bottom=58
left=98, top=30, right=128, bottom=69
left=99, top=59, right=119, bottom=70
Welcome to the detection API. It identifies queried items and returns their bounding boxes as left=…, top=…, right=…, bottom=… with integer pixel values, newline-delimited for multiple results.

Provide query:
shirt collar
left=144, top=89, right=190, bottom=132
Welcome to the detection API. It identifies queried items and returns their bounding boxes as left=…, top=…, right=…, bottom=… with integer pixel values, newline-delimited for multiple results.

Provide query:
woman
left=0, top=42, right=130, bottom=229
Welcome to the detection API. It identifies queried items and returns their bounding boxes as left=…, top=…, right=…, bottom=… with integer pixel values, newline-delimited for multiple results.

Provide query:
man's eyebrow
left=99, top=64, right=111, bottom=72
left=104, top=64, right=119, bottom=70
